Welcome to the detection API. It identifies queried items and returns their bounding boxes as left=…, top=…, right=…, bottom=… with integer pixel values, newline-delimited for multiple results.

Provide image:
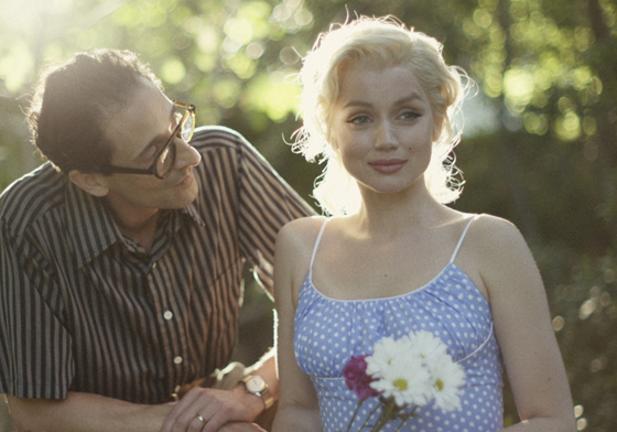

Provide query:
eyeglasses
left=101, top=101, right=196, bottom=179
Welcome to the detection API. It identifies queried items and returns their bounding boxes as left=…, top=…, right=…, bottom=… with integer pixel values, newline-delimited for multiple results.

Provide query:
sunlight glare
left=0, top=0, right=73, bottom=33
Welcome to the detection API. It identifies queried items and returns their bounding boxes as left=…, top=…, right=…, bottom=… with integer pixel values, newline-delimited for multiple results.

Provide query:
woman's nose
left=375, top=121, right=398, bottom=150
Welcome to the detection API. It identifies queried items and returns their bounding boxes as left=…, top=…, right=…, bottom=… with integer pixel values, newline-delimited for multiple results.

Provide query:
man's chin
left=168, top=185, right=199, bottom=209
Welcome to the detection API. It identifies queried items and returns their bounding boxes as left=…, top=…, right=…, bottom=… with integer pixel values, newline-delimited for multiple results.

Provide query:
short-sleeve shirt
left=0, top=126, right=314, bottom=403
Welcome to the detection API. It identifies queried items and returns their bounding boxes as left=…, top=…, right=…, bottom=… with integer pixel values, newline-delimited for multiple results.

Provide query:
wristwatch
left=241, top=374, right=275, bottom=409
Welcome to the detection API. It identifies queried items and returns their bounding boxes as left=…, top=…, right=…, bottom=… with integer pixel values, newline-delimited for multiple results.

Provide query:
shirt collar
left=64, top=182, right=123, bottom=269
left=65, top=183, right=206, bottom=268
left=179, top=201, right=206, bottom=227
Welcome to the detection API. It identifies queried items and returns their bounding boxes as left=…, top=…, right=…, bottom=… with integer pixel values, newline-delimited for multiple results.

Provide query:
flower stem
left=344, top=398, right=366, bottom=432
left=392, top=407, right=417, bottom=431
left=358, top=400, right=382, bottom=431
left=369, top=399, right=396, bottom=432
left=393, top=418, right=409, bottom=432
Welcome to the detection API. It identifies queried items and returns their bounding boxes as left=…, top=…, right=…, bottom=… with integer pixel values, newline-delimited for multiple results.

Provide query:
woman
left=272, top=16, right=574, bottom=432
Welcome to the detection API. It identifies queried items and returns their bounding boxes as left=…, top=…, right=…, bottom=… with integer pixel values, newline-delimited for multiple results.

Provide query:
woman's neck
left=351, top=180, right=450, bottom=239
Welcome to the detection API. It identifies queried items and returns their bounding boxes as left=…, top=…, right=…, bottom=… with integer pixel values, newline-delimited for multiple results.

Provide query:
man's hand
left=220, top=423, right=267, bottom=431
left=160, top=386, right=264, bottom=432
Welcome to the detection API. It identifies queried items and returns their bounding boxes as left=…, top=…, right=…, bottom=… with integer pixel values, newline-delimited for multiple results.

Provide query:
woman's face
left=329, top=60, right=437, bottom=197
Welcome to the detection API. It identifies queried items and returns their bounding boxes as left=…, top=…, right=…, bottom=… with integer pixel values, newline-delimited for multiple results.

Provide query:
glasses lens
left=181, top=112, right=195, bottom=142
left=173, top=111, right=183, bottom=131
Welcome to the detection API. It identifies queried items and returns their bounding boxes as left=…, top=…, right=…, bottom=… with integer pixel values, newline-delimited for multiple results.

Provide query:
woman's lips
left=368, top=159, right=407, bottom=174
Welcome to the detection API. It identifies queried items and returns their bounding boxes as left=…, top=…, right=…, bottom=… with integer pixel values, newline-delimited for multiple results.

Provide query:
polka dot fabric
left=293, top=216, right=504, bottom=431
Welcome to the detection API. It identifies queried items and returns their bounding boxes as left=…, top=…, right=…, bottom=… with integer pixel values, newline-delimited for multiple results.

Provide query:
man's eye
left=143, top=145, right=158, bottom=160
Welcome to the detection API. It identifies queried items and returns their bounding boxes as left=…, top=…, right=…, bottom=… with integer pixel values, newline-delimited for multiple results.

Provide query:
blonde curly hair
left=293, top=16, right=471, bottom=215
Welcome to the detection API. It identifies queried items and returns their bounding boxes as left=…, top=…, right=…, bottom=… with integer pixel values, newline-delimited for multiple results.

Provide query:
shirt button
left=173, top=356, right=183, bottom=365
left=152, top=262, right=158, bottom=270
left=163, top=310, right=173, bottom=320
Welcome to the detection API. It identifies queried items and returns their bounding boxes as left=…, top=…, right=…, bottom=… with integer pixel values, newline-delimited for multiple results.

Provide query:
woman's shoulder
left=279, top=215, right=328, bottom=241
left=465, top=213, right=530, bottom=263
left=277, top=216, right=329, bottom=259
left=276, top=216, right=330, bottom=300
left=469, top=213, right=523, bottom=241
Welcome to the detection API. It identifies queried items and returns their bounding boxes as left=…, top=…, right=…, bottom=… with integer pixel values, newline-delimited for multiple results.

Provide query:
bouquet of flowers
left=342, top=331, right=465, bottom=432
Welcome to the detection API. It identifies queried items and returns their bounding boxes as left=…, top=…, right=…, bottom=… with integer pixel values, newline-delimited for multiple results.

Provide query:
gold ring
left=196, top=414, right=206, bottom=423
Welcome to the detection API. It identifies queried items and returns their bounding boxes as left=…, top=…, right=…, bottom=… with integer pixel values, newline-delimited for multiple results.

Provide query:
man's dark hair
left=27, top=49, right=163, bottom=173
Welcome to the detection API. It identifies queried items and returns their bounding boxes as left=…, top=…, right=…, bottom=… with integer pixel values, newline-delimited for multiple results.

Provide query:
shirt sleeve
left=236, top=134, right=315, bottom=295
left=0, top=221, right=74, bottom=399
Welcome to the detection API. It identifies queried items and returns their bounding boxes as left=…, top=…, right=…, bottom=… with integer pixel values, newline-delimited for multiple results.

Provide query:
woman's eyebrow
left=343, top=92, right=424, bottom=109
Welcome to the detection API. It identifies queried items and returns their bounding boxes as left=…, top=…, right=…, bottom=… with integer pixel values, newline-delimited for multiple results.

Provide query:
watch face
left=245, top=376, right=266, bottom=393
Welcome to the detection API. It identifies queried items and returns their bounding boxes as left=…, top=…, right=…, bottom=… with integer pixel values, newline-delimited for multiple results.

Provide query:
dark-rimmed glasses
left=101, top=101, right=196, bottom=179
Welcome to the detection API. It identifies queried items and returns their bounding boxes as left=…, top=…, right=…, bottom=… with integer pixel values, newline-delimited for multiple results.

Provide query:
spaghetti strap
left=449, top=214, right=480, bottom=264
left=308, top=218, right=329, bottom=280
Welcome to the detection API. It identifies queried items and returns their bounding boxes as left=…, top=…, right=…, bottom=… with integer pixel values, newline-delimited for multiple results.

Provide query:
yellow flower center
left=435, top=378, right=445, bottom=391
left=393, top=378, right=408, bottom=391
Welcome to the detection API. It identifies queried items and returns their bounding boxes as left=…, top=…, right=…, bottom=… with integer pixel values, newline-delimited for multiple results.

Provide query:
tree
left=1, top=0, right=616, bottom=429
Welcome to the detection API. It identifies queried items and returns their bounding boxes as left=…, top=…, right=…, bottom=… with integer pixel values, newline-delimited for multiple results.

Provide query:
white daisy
left=407, top=330, right=449, bottom=363
left=426, top=355, right=465, bottom=412
left=368, top=354, right=433, bottom=407
left=366, top=336, right=409, bottom=377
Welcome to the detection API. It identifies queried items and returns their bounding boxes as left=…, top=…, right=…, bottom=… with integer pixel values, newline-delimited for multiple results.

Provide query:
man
left=0, top=49, right=313, bottom=431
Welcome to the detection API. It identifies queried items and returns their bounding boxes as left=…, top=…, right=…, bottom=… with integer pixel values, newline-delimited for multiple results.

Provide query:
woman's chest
left=294, top=270, right=494, bottom=378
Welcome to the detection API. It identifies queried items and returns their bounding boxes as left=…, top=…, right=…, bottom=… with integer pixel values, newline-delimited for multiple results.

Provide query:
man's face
left=100, top=80, right=202, bottom=214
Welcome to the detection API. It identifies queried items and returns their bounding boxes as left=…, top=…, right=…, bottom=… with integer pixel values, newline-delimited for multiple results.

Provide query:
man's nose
left=174, top=138, right=202, bottom=169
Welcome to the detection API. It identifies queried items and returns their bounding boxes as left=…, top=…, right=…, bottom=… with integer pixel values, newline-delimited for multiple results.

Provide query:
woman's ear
left=68, top=170, right=110, bottom=197
left=432, top=113, right=445, bottom=142
left=326, top=128, right=340, bottom=153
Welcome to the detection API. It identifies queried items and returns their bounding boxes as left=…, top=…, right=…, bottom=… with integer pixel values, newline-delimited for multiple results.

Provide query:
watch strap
left=241, top=374, right=275, bottom=410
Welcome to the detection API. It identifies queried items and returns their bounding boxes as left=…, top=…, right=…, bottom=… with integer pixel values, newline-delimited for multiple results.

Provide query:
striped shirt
left=0, top=126, right=314, bottom=404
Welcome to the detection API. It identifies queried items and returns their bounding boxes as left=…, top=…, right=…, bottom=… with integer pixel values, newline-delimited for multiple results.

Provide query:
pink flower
left=343, top=355, right=380, bottom=400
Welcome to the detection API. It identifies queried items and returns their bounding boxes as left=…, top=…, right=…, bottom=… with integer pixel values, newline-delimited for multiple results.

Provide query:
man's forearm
left=244, top=348, right=278, bottom=406
left=7, top=391, right=173, bottom=432
left=159, top=351, right=278, bottom=432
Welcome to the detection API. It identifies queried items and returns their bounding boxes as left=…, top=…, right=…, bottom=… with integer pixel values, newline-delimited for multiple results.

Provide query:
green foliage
left=1, top=0, right=616, bottom=430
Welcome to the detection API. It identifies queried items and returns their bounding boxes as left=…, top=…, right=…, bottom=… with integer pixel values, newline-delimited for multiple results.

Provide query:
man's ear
left=68, top=170, right=110, bottom=197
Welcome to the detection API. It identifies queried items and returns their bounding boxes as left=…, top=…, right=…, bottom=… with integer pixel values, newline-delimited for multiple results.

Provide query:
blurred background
left=0, top=0, right=615, bottom=431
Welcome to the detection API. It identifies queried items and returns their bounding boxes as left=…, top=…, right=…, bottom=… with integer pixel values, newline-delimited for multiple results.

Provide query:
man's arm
left=157, top=130, right=314, bottom=432
left=160, top=354, right=277, bottom=432
left=1, top=220, right=171, bottom=432
left=7, top=393, right=172, bottom=432
left=235, top=130, right=315, bottom=294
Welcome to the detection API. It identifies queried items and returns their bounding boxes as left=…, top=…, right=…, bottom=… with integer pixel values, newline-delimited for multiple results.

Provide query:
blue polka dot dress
left=293, top=216, right=504, bottom=431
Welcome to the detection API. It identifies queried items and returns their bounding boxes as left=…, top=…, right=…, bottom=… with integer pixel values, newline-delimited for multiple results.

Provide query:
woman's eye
left=348, top=115, right=370, bottom=125
left=399, top=110, right=420, bottom=120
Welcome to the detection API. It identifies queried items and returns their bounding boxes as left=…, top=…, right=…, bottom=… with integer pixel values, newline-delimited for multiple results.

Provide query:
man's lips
left=174, top=171, right=194, bottom=186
